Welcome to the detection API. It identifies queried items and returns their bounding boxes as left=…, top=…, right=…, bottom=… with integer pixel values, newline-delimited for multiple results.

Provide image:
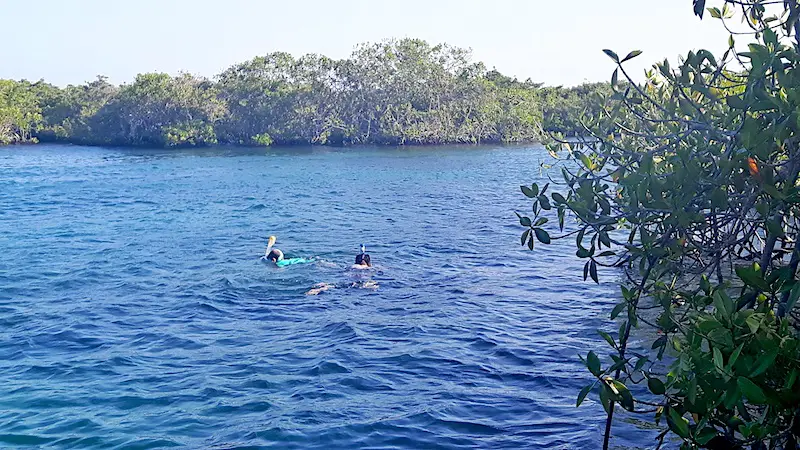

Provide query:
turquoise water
left=0, top=144, right=646, bottom=449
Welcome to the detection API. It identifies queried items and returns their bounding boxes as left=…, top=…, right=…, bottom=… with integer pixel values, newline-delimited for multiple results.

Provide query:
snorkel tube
left=266, top=235, right=277, bottom=258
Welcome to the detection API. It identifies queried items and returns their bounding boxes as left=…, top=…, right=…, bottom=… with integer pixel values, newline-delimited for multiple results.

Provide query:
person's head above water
left=355, top=253, right=371, bottom=266
left=354, top=244, right=371, bottom=267
left=265, top=235, right=284, bottom=262
left=267, top=248, right=284, bottom=262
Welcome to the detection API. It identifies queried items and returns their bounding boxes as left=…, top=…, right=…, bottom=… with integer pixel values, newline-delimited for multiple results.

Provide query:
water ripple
left=0, top=144, right=652, bottom=448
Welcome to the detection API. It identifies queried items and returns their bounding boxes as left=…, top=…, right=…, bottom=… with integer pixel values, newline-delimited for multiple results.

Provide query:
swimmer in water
left=353, top=244, right=372, bottom=268
left=264, top=235, right=284, bottom=263
left=306, top=245, right=376, bottom=295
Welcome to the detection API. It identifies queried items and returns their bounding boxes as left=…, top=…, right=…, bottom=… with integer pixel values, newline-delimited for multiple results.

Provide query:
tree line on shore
left=0, top=38, right=608, bottom=147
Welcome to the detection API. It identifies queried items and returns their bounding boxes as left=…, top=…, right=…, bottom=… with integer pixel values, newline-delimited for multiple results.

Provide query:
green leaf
left=721, top=2, right=732, bottom=18
left=789, top=5, right=800, bottom=34
left=539, top=195, right=552, bottom=210
left=785, top=368, right=798, bottom=390
left=713, top=347, right=724, bottom=372
left=695, top=427, right=717, bottom=446
left=648, top=377, right=666, bottom=395
left=651, top=334, right=667, bottom=350
left=519, top=216, right=532, bottom=227
left=599, top=232, right=611, bottom=248
left=520, top=185, right=536, bottom=198
left=610, top=302, right=626, bottom=319
left=786, top=283, right=800, bottom=312
left=693, top=0, right=706, bottom=18
left=534, top=228, right=551, bottom=244
left=735, top=265, right=770, bottom=292
left=603, top=49, right=620, bottom=63
left=708, top=7, right=721, bottom=18
left=763, top=28, right=778, bottom=46
left=610, top=380, right=634, bottom=411
left=599, top=384, right=613, bottom=414
left=587, top=351, right=601, bottom=376
left=552, top=192, right=566, bottom=204
left=723, top=382, right=741, bottom=409
left=700, top=275, right=712, bottom=294
left=766, top=218, right=785, bottom=238
left=621, top=50, right=643, bottom=62
left=728, top=343, right=744, bottom=370
left=737, top=377, right=767, bottom=404
left=589, top=261, right=599, bottom=284
left=575, top=151, right=593, bottom=170
left=708, top=328, right=734, bottom=349
left=750, top=348, right=779, bottom=378
left=697, top=318, right=724, bottom=333
left=726, top=95, right=748, bottom=109
left=711, top=188, right=728, bottom=208
left=762, top=183, right=785, bottom=200
left=598, top=330, right=616, bottom=349
left=713, top=291, right=730, bottom=319
left=667, top=408, right=690, bottom=438
left=577, top=384, right=592, bottom=407
left=745, top=314, right=761, bottom=334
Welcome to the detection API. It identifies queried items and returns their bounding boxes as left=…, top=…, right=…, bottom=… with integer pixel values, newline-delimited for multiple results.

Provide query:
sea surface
left=0, top=144, right=654, bottom=449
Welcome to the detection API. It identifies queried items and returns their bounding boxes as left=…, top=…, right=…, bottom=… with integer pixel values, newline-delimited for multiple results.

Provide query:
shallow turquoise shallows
left=0, top=145, right=651, bottom=449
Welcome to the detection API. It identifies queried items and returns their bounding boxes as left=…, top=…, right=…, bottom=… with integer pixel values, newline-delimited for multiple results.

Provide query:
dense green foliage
left=519, top=1, right=800, bottom=448
left=0, top=39, right=607, bottom=148
left=0, top=79, right=42, bottom=144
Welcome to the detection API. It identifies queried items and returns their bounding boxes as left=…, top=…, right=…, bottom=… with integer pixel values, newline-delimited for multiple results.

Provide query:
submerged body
left=276, top=257, right=310, bottom=267
left=306, top=245, right=376, bottom=294
left=306, top=280, right=378, bottom=295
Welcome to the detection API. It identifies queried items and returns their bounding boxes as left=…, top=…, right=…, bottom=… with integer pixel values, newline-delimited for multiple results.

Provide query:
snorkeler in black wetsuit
left=354, top=244, right=371, bottom=268
left=306, top=244, right=375, bottom=295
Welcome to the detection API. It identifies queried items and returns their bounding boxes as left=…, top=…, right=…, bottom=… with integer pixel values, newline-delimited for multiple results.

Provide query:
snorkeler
left=305, top=245, right=376, bottom=295
left=262, top=235, right=311, bottom=267
left=353, top=244, right=372, bottom=268
left=264, top=235, right=284, bottom=262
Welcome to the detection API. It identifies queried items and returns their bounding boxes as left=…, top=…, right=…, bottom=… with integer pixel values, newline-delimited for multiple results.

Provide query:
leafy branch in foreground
left=519, top=1, right=800, bottom=449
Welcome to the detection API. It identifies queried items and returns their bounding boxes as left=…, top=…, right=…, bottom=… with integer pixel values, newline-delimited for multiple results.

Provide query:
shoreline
left=0, top=139, right=547, bottom=151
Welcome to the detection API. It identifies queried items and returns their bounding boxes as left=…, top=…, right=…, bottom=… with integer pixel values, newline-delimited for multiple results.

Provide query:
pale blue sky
left=0, top=0, right=731, bottom=87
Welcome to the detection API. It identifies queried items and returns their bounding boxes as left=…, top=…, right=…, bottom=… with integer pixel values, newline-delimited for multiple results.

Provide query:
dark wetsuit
left=355, top=253, right=371, bottom=267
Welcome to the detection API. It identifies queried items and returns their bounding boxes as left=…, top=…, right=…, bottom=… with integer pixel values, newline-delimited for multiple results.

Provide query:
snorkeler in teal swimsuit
left=263, top=235, right=310, bottom=267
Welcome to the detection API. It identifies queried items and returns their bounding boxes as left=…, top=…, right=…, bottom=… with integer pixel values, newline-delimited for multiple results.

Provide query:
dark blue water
left=0, top=145, right=646, bottom=449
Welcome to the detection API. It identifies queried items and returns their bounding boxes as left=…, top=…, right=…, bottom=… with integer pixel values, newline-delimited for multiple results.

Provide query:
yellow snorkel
left=266, top=235, right=277, bottom=257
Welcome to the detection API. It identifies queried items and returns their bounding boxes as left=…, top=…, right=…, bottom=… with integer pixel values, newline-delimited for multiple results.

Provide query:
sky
left=0, top=0, right=733, bottom=87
